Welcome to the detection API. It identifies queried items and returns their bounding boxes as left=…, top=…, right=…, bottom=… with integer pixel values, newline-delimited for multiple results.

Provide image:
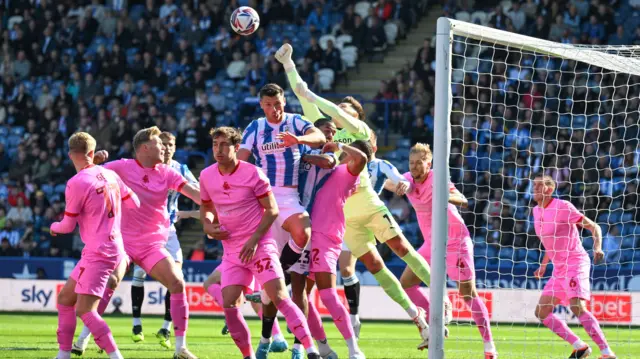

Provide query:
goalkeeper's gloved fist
left=275, top=44, right=295, bottom=71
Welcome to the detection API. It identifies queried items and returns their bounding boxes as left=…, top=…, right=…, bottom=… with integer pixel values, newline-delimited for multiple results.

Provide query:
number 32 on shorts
left=254, top=258, right=273, bottom=273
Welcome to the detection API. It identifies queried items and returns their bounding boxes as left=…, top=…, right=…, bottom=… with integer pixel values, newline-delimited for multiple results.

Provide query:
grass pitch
left=0, top=313, right=638, bottom=358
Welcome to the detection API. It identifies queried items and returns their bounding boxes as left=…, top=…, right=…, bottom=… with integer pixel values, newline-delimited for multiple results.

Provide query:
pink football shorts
left=542, top=263, right=591, bottom=305
left=309, top=232, right=341, bottom=276
left=124, top=234, right=171, bottom=274
left=418, top=236, right=475, bottom=282
left=70, top=252, right=123, bottom=297
left=219, top=241, right=284, bottom=292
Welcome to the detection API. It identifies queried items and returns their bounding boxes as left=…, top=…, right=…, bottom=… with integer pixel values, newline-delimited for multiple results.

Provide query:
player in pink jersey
left=532, top=175, right=615, bottom=359
left=300, top=140, right=370, bottom=359
left=53, top=132, right=140, bottom=359
left=94, top=126, right=201, bottom=359
left=394, top=143, right=497, bottom=359
left=200, top=127, right=320, bottom=359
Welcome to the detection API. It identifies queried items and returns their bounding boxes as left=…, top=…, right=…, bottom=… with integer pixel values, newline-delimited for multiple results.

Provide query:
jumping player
left=54, top=132, right=140, bottom=359
left=532, top=175, right=615, bottom=359
left=86, top=126, right=201, bottom=359
left=276, top=43, right=432, bottom=349
left=199, top=126, right=320, bottom=359
left=397, top=143, right=497, bottom=359
left=237, top=82, right=326, bottom=356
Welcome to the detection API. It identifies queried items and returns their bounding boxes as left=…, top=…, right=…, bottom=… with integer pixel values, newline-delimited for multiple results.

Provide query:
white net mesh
left=441, top=19, right=640, bottom=358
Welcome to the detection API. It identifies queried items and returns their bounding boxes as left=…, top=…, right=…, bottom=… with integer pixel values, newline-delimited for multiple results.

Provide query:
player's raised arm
left=302, top=152, right=337, bottom=169
left=324, top=141, right=368, bottom=175
left=276, top=44, right=324, bottom=122
left=274, top=45, right=365, bottom=135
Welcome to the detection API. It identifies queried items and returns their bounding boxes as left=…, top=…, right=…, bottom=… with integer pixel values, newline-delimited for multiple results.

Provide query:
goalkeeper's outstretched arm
left=275, top=44, right=324, bottom=121
left=275, top=44, right=366, bottom=135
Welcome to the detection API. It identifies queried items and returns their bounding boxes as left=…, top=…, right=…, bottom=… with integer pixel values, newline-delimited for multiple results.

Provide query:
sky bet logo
left=21, top=285, right=53, bottom=307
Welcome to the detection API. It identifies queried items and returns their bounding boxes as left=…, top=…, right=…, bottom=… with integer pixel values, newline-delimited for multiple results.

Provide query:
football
left=230, top=6, right=260, bottom=36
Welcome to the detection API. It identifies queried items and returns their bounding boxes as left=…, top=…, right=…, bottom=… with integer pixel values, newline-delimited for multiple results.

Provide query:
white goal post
left=431, top=16, right=640, bottom=358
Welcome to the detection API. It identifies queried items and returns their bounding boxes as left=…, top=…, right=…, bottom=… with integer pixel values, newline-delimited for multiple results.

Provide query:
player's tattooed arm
left=578, top=215, right=604, bottom=263
left=448, top=187, right=468, bottom=208
left=179, top=183, right=201, bottom=205
left=302, top=153, right=336, bottom=169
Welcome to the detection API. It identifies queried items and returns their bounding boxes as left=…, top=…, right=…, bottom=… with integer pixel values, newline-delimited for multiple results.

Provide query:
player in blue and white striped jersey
left=237, top=83, right=325, bottom=357
left=237, top=83, right=325, bottom=271
left=128, top=132, right=200, bottom=349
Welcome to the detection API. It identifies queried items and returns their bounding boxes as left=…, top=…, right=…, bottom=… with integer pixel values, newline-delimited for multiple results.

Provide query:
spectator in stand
left=226, top=51, right=247, bottom=81
left=489, top=5, right=507, bottom=30
left=366, top=15, right=387, bottom=52
left=307, top=5, right=330, bottom=35
left=296, top=0, right=315, bottom=26
left=0, top=237, right=17, bottom=256
left=609, top=25, right=630, bottom=45
left=305, top=37, right=323, bottom=69
left=548, top=14, right=567, bottom=42
left=507, top=1, right=526, bottom=32
left=7, top=197, right=33, bottom=229
left=582, top=15, right=606, bottom=43
left=321, top=40, right=342, bottom=73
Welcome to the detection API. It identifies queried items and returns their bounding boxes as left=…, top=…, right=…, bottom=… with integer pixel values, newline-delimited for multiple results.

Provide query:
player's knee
left=290, top=227, right=310, bottom=247
left=57, top=291, right=74, bottom=307
left=107, top=274, right=121, bottom=290
left=340, top=266, right=354, bottom=278
left=361, top=253, right=384, bottom=274
left=570, top=303, right=586, bottom=317
left=387, top=237, right=409, bottom=257
left=535, top=305, right=550, bottom=320
left=166, top=277, right=185, bottom=294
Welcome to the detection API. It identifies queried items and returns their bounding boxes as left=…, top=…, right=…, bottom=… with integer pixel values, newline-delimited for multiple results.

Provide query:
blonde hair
left=133, top=126, right=162, bottom=150
left=159, top=131, right=176, bottom=142
left=535, top=174, right=557, bottom=191
left=68, top=132, right=96, bottom=154
left=410, top=142, right=433, bottom=162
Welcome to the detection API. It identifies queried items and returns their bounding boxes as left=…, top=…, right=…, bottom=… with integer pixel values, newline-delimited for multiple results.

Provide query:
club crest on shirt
left=223, top=182, right=230, bottom=190
left=142, top=175, right=150, bottom=184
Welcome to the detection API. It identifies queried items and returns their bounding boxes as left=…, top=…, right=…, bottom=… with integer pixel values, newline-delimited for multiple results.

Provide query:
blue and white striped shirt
left=240, top=113, right=314, bottom=187
left=167, top=160, right=199, bottom=227
left=368, top=158, right=406, bottom=195
left=298, top=148, right=337, bottom=215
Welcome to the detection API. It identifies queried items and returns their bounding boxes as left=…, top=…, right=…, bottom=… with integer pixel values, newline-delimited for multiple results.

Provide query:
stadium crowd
left=376, top=0, right=640, bottom=270
left=0, top=0, right=428, bottom=259
left=1, top=0, right=639, bottom=271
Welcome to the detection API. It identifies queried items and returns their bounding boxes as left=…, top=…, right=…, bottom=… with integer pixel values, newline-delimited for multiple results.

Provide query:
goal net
left=430, top=17, right=640, bottom=358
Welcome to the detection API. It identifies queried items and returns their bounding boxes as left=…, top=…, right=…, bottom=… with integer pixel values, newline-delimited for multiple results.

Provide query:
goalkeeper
left=276, top=44, right=433, bottom=350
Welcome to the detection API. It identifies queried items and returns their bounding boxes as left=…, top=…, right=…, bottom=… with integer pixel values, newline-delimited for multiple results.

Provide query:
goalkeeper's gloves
left=275, top=43, right=296, bottom=71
